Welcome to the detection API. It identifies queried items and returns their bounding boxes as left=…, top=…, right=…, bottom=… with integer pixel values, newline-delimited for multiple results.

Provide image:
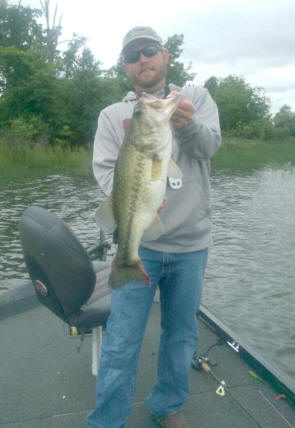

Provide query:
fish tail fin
left=108, top=257, right=150, bottom=290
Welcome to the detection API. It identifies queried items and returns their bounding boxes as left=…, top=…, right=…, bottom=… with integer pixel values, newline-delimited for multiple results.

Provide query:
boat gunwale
left=198, top=305, right=295, bottom=404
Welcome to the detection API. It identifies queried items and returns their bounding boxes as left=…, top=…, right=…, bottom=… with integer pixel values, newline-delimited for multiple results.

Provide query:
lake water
left=0, top=167, right=294, bottom=384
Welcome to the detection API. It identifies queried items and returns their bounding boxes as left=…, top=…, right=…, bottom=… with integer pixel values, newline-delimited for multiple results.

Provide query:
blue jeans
left=87, top=246, right=208, bottom=428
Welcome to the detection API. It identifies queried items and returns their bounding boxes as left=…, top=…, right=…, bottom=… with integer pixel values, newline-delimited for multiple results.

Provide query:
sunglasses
left=123, top=45, right=162, bottom=64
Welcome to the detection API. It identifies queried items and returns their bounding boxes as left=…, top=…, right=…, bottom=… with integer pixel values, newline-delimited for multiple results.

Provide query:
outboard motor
left=19, top=206, right=112, bottom=374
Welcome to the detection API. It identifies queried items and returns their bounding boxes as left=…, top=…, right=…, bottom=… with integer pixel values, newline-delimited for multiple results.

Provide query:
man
left=87, top=26, right=221, bottom=428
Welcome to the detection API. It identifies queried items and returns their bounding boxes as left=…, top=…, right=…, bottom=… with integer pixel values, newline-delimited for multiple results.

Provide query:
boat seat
left=19, top=206, right=112, bottom=331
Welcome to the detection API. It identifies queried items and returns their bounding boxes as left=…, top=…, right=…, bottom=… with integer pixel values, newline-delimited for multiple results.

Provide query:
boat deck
left=1, top=302, right=294, bottom=428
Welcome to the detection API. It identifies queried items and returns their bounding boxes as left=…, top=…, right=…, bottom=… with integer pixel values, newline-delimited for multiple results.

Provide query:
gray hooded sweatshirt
left=93, top=83, right=221, bottom=253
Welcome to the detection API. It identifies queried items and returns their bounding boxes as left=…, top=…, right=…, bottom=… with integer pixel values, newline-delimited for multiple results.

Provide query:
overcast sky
left=12, top=0, right=295, bottom=114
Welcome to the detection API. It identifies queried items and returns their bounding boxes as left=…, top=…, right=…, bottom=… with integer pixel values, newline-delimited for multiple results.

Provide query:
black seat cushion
left=19, top=206, right=97, bottom=321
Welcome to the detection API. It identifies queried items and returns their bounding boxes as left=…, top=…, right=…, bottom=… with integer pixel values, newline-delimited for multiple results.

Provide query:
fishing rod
left=192, top=350, right=265, bottom=428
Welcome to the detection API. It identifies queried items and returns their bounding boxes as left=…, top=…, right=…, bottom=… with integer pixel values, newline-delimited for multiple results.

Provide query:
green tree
left=0, top=46, right=60, bottom=140
left=61, top=34, right=87, bottom=78
left=204, top=76, right=218, bottom=99
left=0, top=1, right=44, bottom=50
left=59, top=45, right=106, bottom=146
left=108, top=59, right=132, bottom=95
left=205, top=75, right=271, bottom=136
left=0, top=1, right=125, bottom=147
left=164, top=34, right=195, bottom=87
left=273, top=105, right=295, bottom=137
left=0, top=1, right=51, bottom=134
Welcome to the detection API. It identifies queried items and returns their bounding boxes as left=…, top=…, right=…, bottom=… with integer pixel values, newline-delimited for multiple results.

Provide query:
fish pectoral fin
left=151, top=159, right=163, bottom=181
left=168, top=159, right=182, bottom=179
left=95, top=194, right=116, bottom=233
left=143, top=214, right=164, bottom=241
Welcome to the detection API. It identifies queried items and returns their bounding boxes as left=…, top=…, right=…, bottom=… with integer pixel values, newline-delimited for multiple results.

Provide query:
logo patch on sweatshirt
left=168, top=177, right=183, bottom=190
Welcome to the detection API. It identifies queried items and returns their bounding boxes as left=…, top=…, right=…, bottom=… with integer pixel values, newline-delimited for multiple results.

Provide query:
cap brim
left=122, top=37, right=162, bottom=54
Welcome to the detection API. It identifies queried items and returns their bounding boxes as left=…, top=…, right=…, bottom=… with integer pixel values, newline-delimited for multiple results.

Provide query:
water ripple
left=203, top=167, right=295, bottom=381
left=0, top=175, right=106, bottom=280
left=0, top=168, right=295, bottom=384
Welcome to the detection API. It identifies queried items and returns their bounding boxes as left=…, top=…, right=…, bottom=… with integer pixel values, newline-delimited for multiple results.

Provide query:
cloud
left=161, top=0, right=295, bottom=113
left=174, top=1, right=295, bottom=68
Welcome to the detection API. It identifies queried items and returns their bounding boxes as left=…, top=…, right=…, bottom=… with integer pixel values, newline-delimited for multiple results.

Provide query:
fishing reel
left=192, top=339, right=223, bottom=370
left=192, top=353, right=217, bottom=371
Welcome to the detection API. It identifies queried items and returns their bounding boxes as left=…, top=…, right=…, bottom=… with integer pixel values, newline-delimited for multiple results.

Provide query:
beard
left=129, top=61, right=168, bottom=92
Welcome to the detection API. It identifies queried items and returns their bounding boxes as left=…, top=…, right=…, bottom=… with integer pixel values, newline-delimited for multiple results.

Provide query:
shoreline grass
left=0, top=142, right=95, bottom=185
left=1, top=137, right=295, bottom=186
left=211, top=137, right=295, bottom=173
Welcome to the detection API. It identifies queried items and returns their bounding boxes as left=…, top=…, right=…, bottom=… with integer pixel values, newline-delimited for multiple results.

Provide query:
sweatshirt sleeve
left=92, top=108, right=121, bottom=196
left=175, top=87, right=222, bottom=160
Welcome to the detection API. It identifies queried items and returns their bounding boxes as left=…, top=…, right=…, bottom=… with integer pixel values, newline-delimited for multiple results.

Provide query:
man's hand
left=168, top=91, right=196, bottom=129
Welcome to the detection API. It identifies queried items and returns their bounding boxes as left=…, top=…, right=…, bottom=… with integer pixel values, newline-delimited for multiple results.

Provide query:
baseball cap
left=121, top=26, right=163, bottom=53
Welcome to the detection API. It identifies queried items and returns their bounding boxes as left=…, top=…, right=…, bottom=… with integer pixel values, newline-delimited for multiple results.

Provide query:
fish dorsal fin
left=95, top=194, right=117, bottom=233
left=168, top=159, right=182, bottom=179
left=142, top=214, right=164, bottom=241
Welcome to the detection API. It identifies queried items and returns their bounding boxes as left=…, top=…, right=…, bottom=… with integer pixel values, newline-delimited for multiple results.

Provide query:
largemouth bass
left=95, top=92, right=182, bottom=289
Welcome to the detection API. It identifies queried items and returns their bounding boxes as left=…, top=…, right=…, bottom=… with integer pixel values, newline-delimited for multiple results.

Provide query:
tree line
left=0, top=0, right=294, bottom=149
left=204, top=76, right=295, bottom=140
